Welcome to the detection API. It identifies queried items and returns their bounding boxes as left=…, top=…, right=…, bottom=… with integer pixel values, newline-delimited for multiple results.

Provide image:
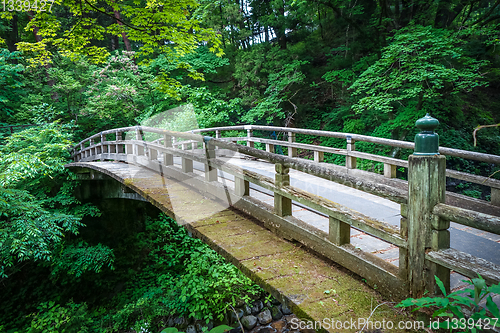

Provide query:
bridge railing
left=189, top=125, right=500, bottom=209
left=71, top=123, right=500, bottom=299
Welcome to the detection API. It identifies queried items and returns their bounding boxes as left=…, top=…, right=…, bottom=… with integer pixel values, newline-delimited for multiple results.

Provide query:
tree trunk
left=6, top=14, right=19, bottom=52
left=114, top=10, right=131, bottom=51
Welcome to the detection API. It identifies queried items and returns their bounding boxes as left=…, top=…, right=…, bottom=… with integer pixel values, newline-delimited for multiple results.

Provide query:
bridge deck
left=68, top=161, right=411, bottom=332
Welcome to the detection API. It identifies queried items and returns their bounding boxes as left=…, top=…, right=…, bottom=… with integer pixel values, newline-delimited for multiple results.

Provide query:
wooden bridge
left=66, top=122, right=500, bottom=328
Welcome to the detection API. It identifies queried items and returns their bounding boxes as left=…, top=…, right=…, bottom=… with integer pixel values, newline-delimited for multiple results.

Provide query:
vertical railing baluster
left=346, top=135, right=356, bottom=169
left=246, top=125, right=254, bottom=148
left=205, top=139, right=217, bottom=182
left=163, top=134, right=173, bottom=166
left=288, top=131, right=297, bottom=157
left=274, top=163, right=292, bottom=216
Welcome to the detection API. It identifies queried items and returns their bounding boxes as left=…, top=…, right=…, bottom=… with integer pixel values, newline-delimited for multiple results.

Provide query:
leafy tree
left=0, top=124, right=108, bottom=279
left=0, top=49, right=24, bottom=123
left=348, top=25, right=489, bottom=139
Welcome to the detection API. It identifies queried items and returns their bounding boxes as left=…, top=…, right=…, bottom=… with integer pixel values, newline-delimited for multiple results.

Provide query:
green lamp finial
left=414, top=114, right=439, bottom=155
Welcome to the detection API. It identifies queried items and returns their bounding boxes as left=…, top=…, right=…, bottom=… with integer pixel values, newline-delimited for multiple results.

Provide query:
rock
left=254, top=327, right=276, bottom=333
left=270, top=306, right=283, bottom=320
left=174, top=316, right=188, bottom=330
left=250, top=300, right=263, bottom=315
left=241, top=315, right=258, bottom=330
left=257, top=309, right=272, bottom=325
left=283, top=315, right=297, bottom=324
left=167, top=316, right=175, bottom=327
left=186, top=325, right=196, bottom=333
left=280, top=303, right=292, bottom=315
left=270, top=297, right=280, bottom=305
left=271, top=319, right=287, bottom=332
left=228, top=326, right=242, bottom=333
left=230, top=308, right=244, bottom=324
left=235, top=297, right=246, bottom=307
left=195, top=320, right=214, bottom=333
left=243, top=304, right=252, bottom=316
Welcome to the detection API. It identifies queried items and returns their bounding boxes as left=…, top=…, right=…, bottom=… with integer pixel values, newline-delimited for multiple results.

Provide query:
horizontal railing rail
left=71, top=123, right=500, bottom=298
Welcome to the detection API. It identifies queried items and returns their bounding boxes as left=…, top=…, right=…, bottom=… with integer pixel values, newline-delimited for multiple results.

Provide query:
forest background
left=1, top=0, right=500, bottom=331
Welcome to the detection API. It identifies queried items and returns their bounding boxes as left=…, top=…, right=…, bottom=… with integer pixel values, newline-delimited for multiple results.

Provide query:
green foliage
left=0, top=49, right=24, bottom=123
left=397, top=275, right=500, bottom=332
left=350, top=25, right=488, bottom=117
left=0, top=124, right=109, bottom=280
left=243, top=59, right=308, bottom=124
left=27, top=301, right=94, bottom=333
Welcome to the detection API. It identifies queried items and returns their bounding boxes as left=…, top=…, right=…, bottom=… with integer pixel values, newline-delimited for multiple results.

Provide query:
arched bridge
left=66, top=124, right=500, bottom=325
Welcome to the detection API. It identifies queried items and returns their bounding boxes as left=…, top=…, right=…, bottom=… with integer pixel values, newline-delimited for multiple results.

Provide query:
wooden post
left=430, top=213, right=450, bottom=295
left=235, top=176, right=249, bottom=197
left=266, top=143, right=275, bottom=153
left=398, top=205, right=409, bottom=280
left=116, top=132, right=123, bottom=153
left=328, top=216, right=350, bottom=245
left=90, top=138, right=95, bottom=156
left=182, top=157, right=193, bottom=173
left=163, top=134, right=173, bottom=166
left=384, top=163, right=397, bottom=178
left=314, top=151, right=324, bottom=163
left=101, top=134, right=107, bottom=154
left=288, top=132, right=297, bottom=158
left=215, top=130, right=221, bottom=150
left=408, top=155, right=446, bottom=297
left=346, top=136, right=356, bottom=169
left=491, top=187, right=500, bottom=206
left=205, top=140, right=218, bottom=182
left=149, top=148, right=158, bottom=161
left=274, top=163, right=292, bottom=217
left=246, top=126, right=254, bottom=148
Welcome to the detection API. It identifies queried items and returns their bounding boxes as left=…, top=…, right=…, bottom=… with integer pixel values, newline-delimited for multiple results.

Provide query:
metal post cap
left=414, top=114, right=440, bottom=155
left=415, top=113, right=439, bottom=132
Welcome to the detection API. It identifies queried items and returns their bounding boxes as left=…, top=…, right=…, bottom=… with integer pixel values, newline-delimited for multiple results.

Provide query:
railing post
left=182, top=156, right=193, bottom=173
left=215, top=130, right=221, bottom=150
left=135, top=127, right=144, bottom=156
left=204, top=138, right=218, bottom=182
left=90, top=138, right=95, bottom=156
left=266, top=143, right=275, bottom=153
left=163, top=134, right=173, bottom=166
left=246, top=125, right=254, bottom=148
left=346, top=135, right=356, bottom=169
left=101, top=134, right=107, bottom=154
left=399, top=207, right=409, bottom=280
left=384, top=163, right=397, bottom=178
left=408, top=114, right=447, bottom=297
left=314, top=151, right=324, bottom=163
left=116, top=132, right=123, bottom=153
left=235, top=176, right=249, bottom=197
left=288, top=132, right=297, bottom=157
left=491, top=187, right=500, bottom=206
left=328, top=216, right=350, bottom=245
left=274, top=163, right=292, bottom=217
